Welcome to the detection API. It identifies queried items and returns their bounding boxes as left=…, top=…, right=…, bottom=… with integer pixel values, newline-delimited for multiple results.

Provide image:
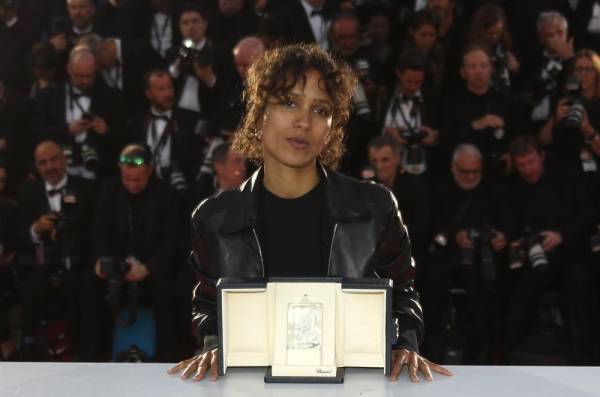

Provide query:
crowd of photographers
left=0, top=0, right=600, bottom=365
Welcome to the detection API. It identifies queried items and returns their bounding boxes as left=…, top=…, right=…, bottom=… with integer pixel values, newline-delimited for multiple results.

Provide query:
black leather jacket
left=190, top=165, right=424, bottom=353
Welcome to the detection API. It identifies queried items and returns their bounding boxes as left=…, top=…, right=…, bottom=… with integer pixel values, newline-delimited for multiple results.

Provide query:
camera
left=82, top=112, right=94, bottom=122
left=80, top=143, right=99, bottom=171
left=360, top=165, right=376, bottom=181
left=508, top=230, right=549, bottom=271
left=399, top=128, right=427, bottom=174
left=116, top=345, right=147, bottom=363
left=563, top=75, right=585, bottom=129
left=160, top=165, right=188, bottom=194
left=352, top=82, right=371, bottom=117
left=99, top=256, right=131, bottom=308
left=178, top=39, right=214, bottom=68
left=460, top=228, right=497, bottom=282
left=492, top=51, right=510, bottom=91
left=355, top=58, right=372, bottom=85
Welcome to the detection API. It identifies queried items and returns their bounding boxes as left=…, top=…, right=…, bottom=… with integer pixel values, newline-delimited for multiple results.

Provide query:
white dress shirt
left=151, top=12, right=173, bottom=57
left=300, top=0, right=328, bottom=50
left=147, top=108, right=173, bottom=174
left=101, top=39, right=123, bottom=91
left=30, top=175, right=68, bottom=243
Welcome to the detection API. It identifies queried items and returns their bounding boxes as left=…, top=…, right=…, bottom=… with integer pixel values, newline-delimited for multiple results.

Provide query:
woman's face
left=260, top=70, right=334, bottom=172
left=483, top=21, right=503, bottom=47
left=574, top=57, right=598, bottom=94
left=411, top=24, right=437, bottom=53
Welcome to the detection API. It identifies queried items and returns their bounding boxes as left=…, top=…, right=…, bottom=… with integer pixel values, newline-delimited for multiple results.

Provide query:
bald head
left=233, top=37, right=265, bottom=81
left=68, top=46, right=97, bottom=93
left=35, top=141, right=67, bottom=186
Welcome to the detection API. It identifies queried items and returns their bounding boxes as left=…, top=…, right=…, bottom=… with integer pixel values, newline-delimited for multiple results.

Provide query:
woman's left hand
left=391, top=348, right=453, bottom=382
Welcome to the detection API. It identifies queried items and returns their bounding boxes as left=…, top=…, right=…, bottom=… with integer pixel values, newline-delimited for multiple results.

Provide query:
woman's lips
left=287, top=137, right=309, bottom=149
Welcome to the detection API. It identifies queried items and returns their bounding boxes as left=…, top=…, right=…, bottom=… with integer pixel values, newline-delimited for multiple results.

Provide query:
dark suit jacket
left=273, top=0, right=333, bottom=45
left=127, top=108, right=202, bottom=183
left=33, top=81, right=124, bottom=175
left=92, top=176, right=179, bottom=278
left=16, top=175, right=95, bottom=267
left=116, top=39, right=164, bottom=115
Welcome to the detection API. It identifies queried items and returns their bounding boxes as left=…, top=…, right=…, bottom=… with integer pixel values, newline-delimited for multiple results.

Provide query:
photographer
left=16, top=141, right=95, bottom=359
left=524, top=11, right=574, bottom=128
left=167, top=3, right=219, bottom=118
left=538, top=49, right=600, bottom=174
left=506, top=135, right=596, bottom=363
left=48, top=0, right=97, bottom=57
left=380, top=49, right=440, bottom=177
left=441, top=45, right=523, bottom=178
left=367, top=136, right=430, bottom=290
left=422, top=143, right=512, bottom=364
left=328, top=13, right=378, bottom=177
left=92, top=144, right=179, bottom=362
left=193, top=142, right=246, bottom=203
left=128, top=69, right=203, bottom=199
left=33, top=46, right=122, bottom=180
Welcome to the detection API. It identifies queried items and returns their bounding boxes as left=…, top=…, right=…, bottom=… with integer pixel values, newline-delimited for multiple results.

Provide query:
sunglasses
left=118, top=155, right=148, bottom=166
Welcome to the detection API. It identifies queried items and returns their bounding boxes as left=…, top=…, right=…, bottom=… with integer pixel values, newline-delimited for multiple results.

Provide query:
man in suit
left=127, top=69, right=201, bottom=197
left=96, top=36, right=164, bottom=115
left=33, top=46, right=122, bottom=180
left=128, top=0, right=180, bottom=59
left=274, top=0, right=332, bottom=49
left=92, top=143, right=179, bottom=362
left=167, top=3, right=219, bottom=119
left=16, top=140, right=95, bottom=359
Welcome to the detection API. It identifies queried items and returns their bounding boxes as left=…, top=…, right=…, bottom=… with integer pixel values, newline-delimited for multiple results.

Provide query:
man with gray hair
left=422, top=142, right=512, bottom=364
left=33, top=46, right=122, bottom=180
left=526, top=11, right=574, bottom=126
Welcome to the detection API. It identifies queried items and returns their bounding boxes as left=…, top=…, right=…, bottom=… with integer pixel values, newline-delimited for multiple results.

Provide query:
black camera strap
left=103, top=64, right=122, bottom=91
left=149, top=116, right=172, bottom=167
left=390, top=94, right=420, bottom=134
left=68, top=86, right=91, bottom=118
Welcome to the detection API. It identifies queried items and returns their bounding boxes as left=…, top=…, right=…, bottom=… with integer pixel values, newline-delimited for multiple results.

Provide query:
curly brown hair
left=231, top=43, right=357, bottom=169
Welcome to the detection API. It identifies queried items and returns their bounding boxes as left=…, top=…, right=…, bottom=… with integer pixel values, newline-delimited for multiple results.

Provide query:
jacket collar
left=220, top=162, right=370, bottom=234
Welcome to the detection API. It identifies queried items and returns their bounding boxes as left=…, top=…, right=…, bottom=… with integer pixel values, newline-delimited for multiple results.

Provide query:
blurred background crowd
left=0, top=0, right=600, bottom=366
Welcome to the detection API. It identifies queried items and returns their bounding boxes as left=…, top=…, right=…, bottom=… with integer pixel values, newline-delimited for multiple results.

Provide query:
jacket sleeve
left=190, top=208, right=219, bottom=352
left=368, top=189, right=424, bottom=353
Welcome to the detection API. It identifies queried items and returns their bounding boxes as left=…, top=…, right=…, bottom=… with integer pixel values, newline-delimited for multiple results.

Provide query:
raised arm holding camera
left=538, top=49, right=600, bottom=174
left=167, top=3, right=219, bottom=117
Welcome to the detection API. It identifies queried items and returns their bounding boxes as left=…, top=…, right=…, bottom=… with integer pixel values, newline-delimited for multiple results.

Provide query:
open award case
left=216, top=277, right=394, bottom=383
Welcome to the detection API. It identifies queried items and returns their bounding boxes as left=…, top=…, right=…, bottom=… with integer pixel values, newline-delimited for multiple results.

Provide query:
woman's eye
left=282, top=98, right=296, bottom=107
left=315, top=107, right=331, bottom=117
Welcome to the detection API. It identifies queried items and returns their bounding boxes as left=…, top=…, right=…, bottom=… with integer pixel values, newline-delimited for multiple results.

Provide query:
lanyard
left=391, top=95, right=420, bottom=133
left=104, top=64, right=122, bottom=90
left=149, top=117, right=171, bottom=164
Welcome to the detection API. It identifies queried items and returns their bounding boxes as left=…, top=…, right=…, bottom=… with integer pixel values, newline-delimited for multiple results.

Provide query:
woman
left=538, top=49, right=600, bottom=172
left=167, top=44, right=451, bottom=382
left=406, top=9, right=445, bottom=93
left=468, top=4, right=520, bottom=92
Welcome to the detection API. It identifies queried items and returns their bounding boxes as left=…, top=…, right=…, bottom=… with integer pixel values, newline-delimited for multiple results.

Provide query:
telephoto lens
left=170, top=169, right=189, bottom=193
left=81, top=144, right=99, bottom=171
left=527, top=235, right=549, bottom=271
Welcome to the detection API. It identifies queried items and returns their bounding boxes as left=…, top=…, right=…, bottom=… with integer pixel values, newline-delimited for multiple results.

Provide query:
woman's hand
left=391, top=349, right=453, bottom=382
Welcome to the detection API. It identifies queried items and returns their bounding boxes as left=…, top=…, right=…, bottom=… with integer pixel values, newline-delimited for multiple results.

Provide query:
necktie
left=311, top=8, right=324, bottom=17
left=47, top=187, right=63, bottom=197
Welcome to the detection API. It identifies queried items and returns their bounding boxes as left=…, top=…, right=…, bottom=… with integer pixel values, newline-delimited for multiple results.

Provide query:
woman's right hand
left=167, top=349, right=220, bottom=381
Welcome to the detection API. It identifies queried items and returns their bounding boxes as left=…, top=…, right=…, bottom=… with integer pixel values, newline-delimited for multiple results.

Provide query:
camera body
left=563, top=75, right=585, bottom=129
left=178, top=39, right=214, bottom=68
left=99, top=256, right=131, bottom=308
left=461, top=228, right=497, bottom=281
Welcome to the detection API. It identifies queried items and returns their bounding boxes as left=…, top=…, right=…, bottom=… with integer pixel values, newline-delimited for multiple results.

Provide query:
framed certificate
left=217, top=277, right=394, bottom=383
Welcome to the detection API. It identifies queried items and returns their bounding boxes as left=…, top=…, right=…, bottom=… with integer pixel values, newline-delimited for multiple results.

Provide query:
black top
left=258, top=182, right=323, bottom=277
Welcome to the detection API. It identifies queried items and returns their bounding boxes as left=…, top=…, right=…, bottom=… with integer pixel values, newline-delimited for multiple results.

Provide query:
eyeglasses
left=455, top=167, right=481, bottom=176
left=118, top=155, right=147, bottom=166
left=574, top=66, right=595, bottom=74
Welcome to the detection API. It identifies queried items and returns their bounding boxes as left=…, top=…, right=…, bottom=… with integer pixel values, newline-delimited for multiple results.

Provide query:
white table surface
left=1, top=363, right=599, bottom=397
